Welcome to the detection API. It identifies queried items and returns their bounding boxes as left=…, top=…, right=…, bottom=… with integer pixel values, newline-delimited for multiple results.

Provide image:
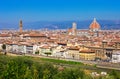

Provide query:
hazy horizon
left=0, top=20, right=120, bottom=30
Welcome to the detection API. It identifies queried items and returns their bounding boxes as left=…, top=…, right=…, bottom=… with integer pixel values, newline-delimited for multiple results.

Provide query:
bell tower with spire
left=72, top=22, right=77, bottom=35
left=19, top=20, right=23, bottom=33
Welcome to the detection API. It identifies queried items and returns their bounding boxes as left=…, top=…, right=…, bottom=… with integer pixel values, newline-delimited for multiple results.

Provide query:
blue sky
left=0, top=0, right=120, bottom=23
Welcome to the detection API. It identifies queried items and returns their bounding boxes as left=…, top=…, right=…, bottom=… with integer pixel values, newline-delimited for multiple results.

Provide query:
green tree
left=54, top=68, right=87, bottom=79
left=24, top=67, right=32, bottom=79
left=36, top=63, right=58, bottom=79
left=31, top=65, right=39, bottom=79
left=43, top=69, right=50, bottom=79
left=35, top=51, right=39, bottom=54
left=2, top=57, right=34, bottom=79
left=44, top=52, right=51, bottom=56
left=109, top=70, right=120, bottom=79
left=2, top=44, right=6, bottom=55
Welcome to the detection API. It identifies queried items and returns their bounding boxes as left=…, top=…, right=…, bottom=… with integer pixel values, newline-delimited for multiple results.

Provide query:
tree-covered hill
left=0, top=55, right=120, bottom=79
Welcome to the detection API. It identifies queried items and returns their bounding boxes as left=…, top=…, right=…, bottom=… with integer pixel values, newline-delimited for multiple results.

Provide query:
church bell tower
left=19, top=20, right=23, bottom=33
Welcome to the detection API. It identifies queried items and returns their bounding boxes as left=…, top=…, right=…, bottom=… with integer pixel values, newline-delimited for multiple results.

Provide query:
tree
left=35, top=51, right=39, bottom=54
left=44, top=52, right=51, bottom=56
left=54, top=68, right=87, bottom=79
left=72, top=54, right=75, bottom=59
left=109, top=70, right=120, bottom=79
left=2, top=57, right=34, bottom=79
left=2, top=44, right=6, bottom=55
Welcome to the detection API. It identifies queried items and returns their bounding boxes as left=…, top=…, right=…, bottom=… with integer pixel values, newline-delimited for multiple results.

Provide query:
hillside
left=0, top=54, right=120, bottom=79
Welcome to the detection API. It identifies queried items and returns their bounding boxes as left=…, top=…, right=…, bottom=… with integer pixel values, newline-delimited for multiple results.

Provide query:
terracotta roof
left=89, top=18, right=100, bottom=29
left=57, top=42, right=67, bottom=46
left=68, top=28, right=72, bottom=33
left=40, top=46, right=51, bottom=49
left=112, top=39, right=120, bottom=42
left=69, top=46, right=80, bottom=50
left=24, top=33, right=46, bottom=37
left=0, top=34, right=11, bottom=37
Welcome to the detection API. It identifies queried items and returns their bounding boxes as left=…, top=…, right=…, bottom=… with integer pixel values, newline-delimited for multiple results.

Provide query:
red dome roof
left=89, top=18, right=100, bottom=29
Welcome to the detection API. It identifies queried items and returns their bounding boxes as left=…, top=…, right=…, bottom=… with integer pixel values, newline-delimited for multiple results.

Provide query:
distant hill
left=0, top=20, right=120, bottom=30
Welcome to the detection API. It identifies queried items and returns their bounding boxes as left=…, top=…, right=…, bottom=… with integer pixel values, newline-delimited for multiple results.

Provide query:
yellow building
left=79, top=50, right=95, bottom=60
left=67, top=46, right=80, bottom=59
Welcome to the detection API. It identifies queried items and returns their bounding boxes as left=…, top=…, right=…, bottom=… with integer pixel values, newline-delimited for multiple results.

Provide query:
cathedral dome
left=89, top=18, right=100, bottom=30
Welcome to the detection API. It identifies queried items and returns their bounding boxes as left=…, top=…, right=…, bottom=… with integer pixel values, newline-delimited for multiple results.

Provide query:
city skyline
left=0, top=1, right=120, bottom=78
left=0, top=0, right=120, bottom=23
